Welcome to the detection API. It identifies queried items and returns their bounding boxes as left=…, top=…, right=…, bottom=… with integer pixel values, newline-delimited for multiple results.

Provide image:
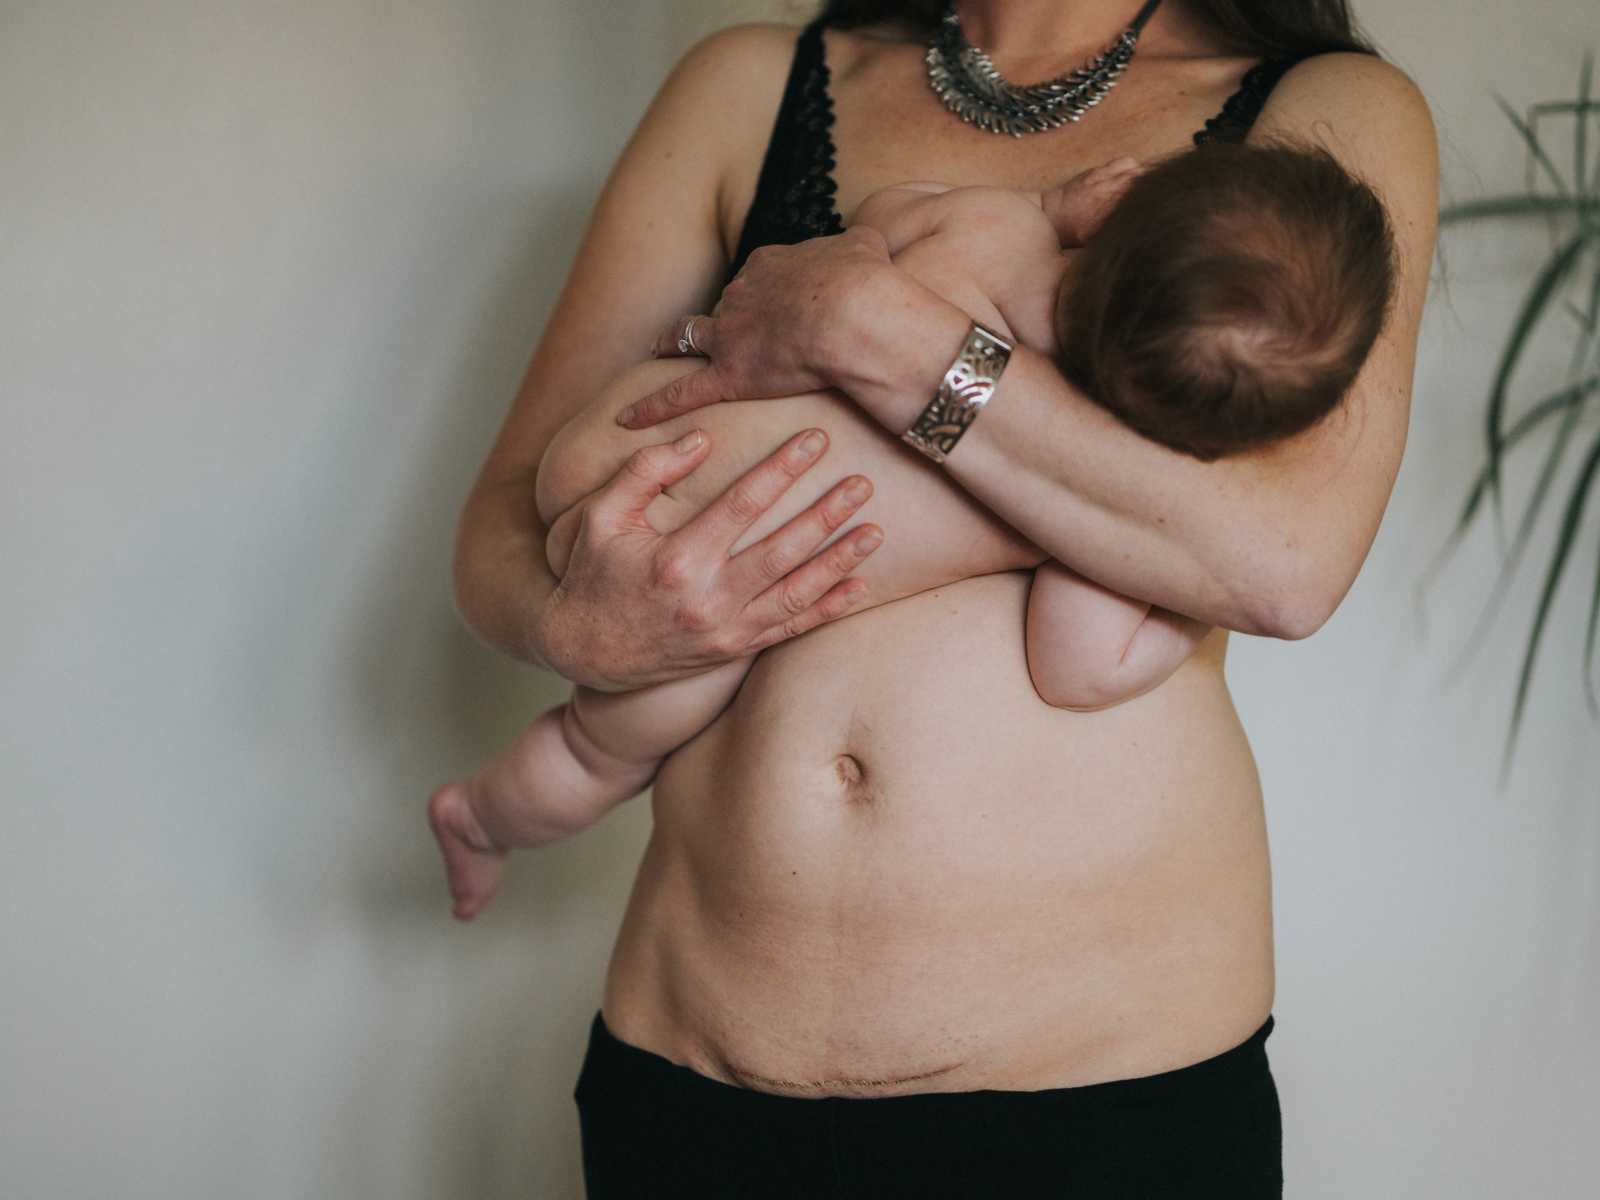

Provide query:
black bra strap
left=1193, top=54, right=1309, bottom=145
left=727, top=18, right=844, bottom=282
left=1130, top=0, right=1164, bottom=34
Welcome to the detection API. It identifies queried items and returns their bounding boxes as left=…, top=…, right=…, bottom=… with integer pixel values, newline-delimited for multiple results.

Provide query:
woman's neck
left=954, top=1, right=1215, bottom=68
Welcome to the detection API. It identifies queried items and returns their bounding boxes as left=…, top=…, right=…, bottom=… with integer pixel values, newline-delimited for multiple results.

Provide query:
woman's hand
left=614, top=226, right=894, bottom=430
left=534, top=426, right=883, bottom=692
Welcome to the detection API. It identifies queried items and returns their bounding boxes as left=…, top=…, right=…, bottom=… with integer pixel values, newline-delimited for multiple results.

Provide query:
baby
left=430, top=139, right=1396, bottom=920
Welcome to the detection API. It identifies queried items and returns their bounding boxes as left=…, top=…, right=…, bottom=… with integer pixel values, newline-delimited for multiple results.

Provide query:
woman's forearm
left=827, top=267, right=1390, bottom=638
left=452, top=469, right=561, bottom=669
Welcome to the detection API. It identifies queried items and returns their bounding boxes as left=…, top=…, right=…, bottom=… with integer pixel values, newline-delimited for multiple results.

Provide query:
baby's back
left=539, top=357, right=1045, bottom=602
left=849, top=183, right=1067, bottom=355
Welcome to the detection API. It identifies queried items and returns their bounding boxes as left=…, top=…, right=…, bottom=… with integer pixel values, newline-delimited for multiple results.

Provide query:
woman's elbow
left=449, top=509, right=505, bottom=647
left=1268, top=595, right=1338, bottom=641
left=1241, top=557, right=1348, bottom=641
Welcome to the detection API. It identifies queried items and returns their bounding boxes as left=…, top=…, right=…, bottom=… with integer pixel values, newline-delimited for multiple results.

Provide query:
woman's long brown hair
left=815, top=0, right=1377, bottom=58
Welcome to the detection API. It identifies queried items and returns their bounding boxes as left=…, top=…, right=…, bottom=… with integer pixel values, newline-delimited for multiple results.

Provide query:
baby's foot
left=427, top=782, right=507, bottom=921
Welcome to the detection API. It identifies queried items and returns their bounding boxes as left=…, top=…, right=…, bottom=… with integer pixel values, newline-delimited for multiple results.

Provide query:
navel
left=834, top=753, right=865, bottom=788
left=832, top=752, right=882, bottom=807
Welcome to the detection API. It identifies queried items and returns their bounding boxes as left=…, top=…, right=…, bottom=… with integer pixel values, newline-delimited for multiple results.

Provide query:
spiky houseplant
left=1429, top=53, right=1600, bottom=759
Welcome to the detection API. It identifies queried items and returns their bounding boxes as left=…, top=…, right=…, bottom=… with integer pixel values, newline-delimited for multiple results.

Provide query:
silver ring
left=677, top=315, right=703, bottom=357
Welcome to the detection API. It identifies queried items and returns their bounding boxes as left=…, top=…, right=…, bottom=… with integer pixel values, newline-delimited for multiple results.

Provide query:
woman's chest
left=720, top=33, right=1258, bottom=253
left=839, top=56, right=1250, bottom=207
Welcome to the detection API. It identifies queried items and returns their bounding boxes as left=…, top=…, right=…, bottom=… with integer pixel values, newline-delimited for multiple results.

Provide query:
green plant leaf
left=1418, top=375, right=1599, bottom=644
left=1574, top=52, right=1593, bottom=200
left=1481, top=232, right=1591, bottom=526
left=1487, top=396, right=1586, bottom=631
left=1565, top=246, right=1599, bottom=377
left=1495, top=92, right=1572, bottom=198
left=1587, top=249, right=1600, bottom=330
left=1584, top=526, right=1600, bottom=714
left=1592, top=125, right=1600, bottom=198
left=1429, top=56, right=1600, bottom=760
left=1503, top=425, right=1600, bottom=772
left=1528, top=100, right=1600, bottom=117
left=1440, top=195, right=1592, bottom=224
left=1452, top=375, right=1600, bottom=534
left=1575, top=51, right=1600, bottom=200
left=1440, top=377, right=1600, bottom=686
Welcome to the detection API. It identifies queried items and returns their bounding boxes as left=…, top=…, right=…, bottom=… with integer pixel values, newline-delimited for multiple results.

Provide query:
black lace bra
left=727, top=18, right=1313, bottom=282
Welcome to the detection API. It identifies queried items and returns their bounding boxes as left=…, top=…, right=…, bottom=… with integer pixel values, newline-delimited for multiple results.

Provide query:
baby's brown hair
left=1055, top=140, right=1397, bottom=460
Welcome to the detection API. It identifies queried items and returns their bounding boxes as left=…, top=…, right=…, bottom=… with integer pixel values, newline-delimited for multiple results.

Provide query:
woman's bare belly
left=545, top=361, right=1273, bottom=1099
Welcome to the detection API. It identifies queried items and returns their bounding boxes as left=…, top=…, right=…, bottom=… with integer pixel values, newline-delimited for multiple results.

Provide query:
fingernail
left=855, top=527, right=883, bottom=555
left=844, top=477, right=871, bottom=504
left=616, top=405, right=637, bottom=425
left=675, top=430, right=703, bottom=452
left=799, top=430, right=826, bottom=457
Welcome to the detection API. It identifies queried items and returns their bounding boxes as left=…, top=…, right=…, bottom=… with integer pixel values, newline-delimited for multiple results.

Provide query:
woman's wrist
left=823, top=262, right=975, bottom=436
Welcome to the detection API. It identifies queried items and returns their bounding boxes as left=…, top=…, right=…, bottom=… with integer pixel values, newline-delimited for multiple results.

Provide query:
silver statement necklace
left=926, top=0, right=1164, bottom=137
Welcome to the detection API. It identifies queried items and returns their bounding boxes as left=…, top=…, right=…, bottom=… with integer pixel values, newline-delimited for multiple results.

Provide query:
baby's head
left=1055, top=141, right=1397, bottom=460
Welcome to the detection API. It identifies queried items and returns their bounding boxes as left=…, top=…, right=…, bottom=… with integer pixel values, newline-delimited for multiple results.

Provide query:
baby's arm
left=848, top=182, right=959, bottom=254
left=849, top=158, right=1143, bottom=255
left=1024, top=562, right=1211, bottom=711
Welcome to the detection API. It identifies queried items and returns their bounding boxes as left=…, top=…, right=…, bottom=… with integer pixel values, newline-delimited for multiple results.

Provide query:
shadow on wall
left=332, top=174, right=659, bottom=1195
left=313, top=2, right=772, bottom=1190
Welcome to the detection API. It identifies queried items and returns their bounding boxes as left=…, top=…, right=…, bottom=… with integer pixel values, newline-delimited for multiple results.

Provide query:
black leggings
left=574, top=1011, right=1283, bottom=1198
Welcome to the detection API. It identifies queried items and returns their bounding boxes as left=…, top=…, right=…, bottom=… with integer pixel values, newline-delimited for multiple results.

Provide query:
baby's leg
left=428, top=657, right=751, bottom=920
left=1023, top=559, right=1210, bottom=712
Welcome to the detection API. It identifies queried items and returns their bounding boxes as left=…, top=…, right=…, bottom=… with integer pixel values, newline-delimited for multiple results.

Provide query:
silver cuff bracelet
left=900, top=321, right=1013, bottom=465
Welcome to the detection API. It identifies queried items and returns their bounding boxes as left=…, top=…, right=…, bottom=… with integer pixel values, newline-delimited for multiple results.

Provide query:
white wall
left=1, top=2, right=1594, bottom=1196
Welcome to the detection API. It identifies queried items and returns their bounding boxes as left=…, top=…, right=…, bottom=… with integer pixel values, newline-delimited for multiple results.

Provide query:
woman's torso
left=600, top=17, right=1291, bottom=1098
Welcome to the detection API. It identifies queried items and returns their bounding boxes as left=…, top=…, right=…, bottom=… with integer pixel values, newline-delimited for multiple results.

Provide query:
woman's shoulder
left=669, top=21, right=807, bottom=89
left=1264, top=53, right=1435, bottom=145
left=672, top=19, right=919, bottom=97
left=640, top=23, right=810, bottom=188
left=1249, top=52, right=1437, bottom=205
left=1251, top=52, right=1439, bottom=359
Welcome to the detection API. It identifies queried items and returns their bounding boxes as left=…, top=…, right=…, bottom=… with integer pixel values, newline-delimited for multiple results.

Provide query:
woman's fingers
left=615, top=364, right=730, bottom=428
left=586, top=429, right=712, bottom=528
left=668, top=427, right=831, bottom=550
left=739, top=527, right=882, bottom=650
left=743, top=580, right=871, bottom=653
left=651, top=313, right=720, bottom=360
left=723, top=472, right=875, bottom=598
